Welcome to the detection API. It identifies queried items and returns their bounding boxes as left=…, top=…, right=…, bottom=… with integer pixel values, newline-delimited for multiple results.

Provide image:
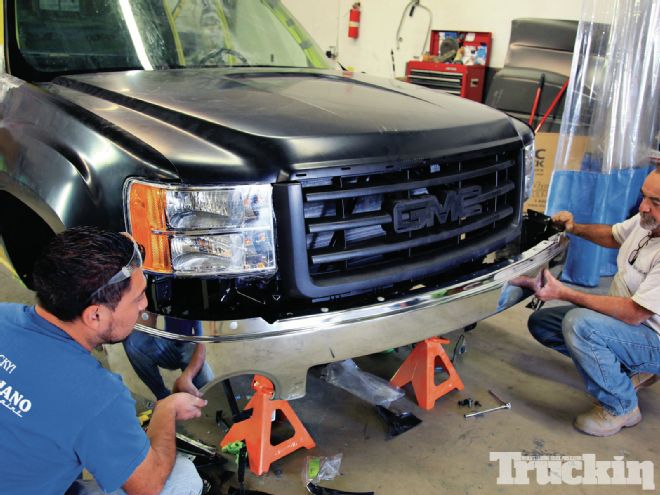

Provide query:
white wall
left=283, top=0, right=583, bottom=78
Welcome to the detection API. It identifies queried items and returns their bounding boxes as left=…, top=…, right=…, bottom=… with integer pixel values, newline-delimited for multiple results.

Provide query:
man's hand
left=512, top=269, right=564, bottom=302
left=509, top=275, right=535, bottom=290
left=552, top=211, right=575, bottom=233
left=510, top=269, right=546, bottom=292
left=534, top=269, right=566, bottom=302
left=157, top=392, right=207, bottom=421
left=172, top=343, right=206, bottom=397
left=173, top=373, right=199, bottom=397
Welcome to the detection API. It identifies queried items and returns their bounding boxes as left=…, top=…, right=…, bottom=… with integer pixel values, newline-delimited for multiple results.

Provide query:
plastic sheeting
left=546, top=0, right=660, bottom=286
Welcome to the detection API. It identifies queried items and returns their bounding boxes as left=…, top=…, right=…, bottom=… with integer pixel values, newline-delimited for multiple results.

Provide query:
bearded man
left=514, top=169, right=660, bottom=437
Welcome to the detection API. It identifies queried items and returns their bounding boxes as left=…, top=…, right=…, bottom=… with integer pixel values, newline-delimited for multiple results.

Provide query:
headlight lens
left=523, top=141, right=535, bottom=201
left=125, top=180, right=276, bottom=276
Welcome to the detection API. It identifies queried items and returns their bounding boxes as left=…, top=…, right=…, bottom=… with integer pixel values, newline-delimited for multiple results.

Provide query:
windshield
left=13, top=0, right=330, bottom=76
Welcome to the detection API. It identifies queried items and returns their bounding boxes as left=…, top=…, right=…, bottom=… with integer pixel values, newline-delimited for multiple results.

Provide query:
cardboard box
left=524, top=132, right=558, bottom=213
left=524, top=132, right=590, bottom=213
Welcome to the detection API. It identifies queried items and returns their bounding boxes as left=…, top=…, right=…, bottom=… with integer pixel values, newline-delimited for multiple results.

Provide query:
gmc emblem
left=392, top=186, right=483, bottom=233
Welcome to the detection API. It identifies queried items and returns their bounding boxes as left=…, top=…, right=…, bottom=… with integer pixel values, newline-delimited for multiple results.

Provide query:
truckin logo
left=393, top=186, right=482, bottom=233
left=490, top=452, right=655, bottom=490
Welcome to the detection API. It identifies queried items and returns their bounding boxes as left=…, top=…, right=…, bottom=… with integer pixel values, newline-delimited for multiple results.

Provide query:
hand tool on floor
left=464, top=390, right=511, bottom=419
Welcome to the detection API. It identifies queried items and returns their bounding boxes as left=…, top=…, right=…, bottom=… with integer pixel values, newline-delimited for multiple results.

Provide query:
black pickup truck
left=0, top=0, right=564, bottom=399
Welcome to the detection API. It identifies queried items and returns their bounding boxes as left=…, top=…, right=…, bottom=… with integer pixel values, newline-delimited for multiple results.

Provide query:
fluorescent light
left=118, top=0, right=153, bottom=70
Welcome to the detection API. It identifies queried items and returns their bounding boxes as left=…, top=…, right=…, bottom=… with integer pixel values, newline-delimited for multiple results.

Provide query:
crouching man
left=514, top=170, right=660, bottom=436
left=0, top=227, right=206, bottom=494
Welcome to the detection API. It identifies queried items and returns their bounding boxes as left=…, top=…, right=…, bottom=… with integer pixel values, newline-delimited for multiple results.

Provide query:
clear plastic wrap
left=303, top=454, right=343, bottom=485
left=322, top=359, right=404, bottom=408
left=554, top=0, right=659, bottom=173
left=546, top=0, right=660, bottom=286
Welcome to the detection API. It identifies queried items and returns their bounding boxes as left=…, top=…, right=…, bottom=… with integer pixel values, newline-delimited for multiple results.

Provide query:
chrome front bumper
left=134, top=233, right=567, bottom=399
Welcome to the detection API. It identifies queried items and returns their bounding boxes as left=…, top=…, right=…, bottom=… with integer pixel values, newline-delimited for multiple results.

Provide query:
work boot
left=574, top=405, right=642, bottom=437
left=631, top=372, right=659, bottom=391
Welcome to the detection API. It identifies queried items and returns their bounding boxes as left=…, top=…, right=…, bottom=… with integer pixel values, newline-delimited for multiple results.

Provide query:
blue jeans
left=123, top=331, right=214, bottom=400
left=67, top=454, right=203, bottom=494
left=528, top=305, right=660, bottom=416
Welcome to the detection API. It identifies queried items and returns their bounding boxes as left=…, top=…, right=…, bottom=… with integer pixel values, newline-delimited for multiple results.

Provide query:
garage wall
left=282, top=0, right=583, bottom=77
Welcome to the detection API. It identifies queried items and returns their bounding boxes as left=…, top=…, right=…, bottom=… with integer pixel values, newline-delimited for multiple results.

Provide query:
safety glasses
left=628, top=233, right=652, bottom=266
left=87, top=241, right=143, bottom=302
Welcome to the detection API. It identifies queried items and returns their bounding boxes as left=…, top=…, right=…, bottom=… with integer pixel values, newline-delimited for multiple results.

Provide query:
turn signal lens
left=124, top=179, right=276, bottom=277
left=126, top=181, right=171, bottom=273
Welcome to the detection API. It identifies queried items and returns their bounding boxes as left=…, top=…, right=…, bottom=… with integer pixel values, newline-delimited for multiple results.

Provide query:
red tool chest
left=406, top=31, right=492, bottom=103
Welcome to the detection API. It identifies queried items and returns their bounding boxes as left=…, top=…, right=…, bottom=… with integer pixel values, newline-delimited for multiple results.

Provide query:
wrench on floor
left=464, top=390, right=511, bottom=419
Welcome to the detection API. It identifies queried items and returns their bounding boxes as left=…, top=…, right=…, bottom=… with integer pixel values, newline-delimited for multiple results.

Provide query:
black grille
left=299, top=149, right=521, bottom=280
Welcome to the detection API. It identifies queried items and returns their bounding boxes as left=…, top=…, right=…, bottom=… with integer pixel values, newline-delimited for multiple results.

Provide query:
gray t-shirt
left=611, top=213, right=660, bottom=335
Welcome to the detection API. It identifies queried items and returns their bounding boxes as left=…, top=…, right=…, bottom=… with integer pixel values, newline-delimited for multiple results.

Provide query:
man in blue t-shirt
left=0, top=227, right=207, bottom=494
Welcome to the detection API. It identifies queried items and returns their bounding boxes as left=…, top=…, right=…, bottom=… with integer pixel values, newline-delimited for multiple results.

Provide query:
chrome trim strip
left=134, top=233, right=566, bottom=343
left=151, top=226, right=268, bottom=236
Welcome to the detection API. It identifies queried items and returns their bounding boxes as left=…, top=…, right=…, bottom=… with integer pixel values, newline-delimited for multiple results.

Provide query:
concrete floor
left=1, top=249, right=658, bottom=494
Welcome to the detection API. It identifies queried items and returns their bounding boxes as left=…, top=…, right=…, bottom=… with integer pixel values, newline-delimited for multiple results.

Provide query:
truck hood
left=49, top=68, right=521, bottom=181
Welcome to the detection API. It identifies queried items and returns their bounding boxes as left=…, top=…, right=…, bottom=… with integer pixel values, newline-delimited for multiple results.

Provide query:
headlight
left=125, top=179, right=276, bottom=277
left=523, top=141, right=535, bottom=201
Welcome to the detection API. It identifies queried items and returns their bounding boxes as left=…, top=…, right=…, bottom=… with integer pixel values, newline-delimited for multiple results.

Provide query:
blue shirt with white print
left=0, top=303, right=149, bottom=495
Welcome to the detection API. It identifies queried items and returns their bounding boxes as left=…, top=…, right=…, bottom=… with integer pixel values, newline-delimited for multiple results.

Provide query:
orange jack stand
left=220, top=375, right=316, bottom=475
left=391, top=337, right=464, bottom=410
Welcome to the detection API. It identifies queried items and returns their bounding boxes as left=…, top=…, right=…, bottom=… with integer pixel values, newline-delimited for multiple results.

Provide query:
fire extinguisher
left=348, top=3, right=361, bottom=39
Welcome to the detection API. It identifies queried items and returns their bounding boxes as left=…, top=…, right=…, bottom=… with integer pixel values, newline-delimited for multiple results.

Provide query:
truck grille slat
left=308, top=212, right=393, bottom=233
left=304, top=160, right=515, bottom=202
left=306, top=181, right=515, bottom=234
left=311, top=207, right=514, bottom=264
left=297, top=148, right=522, bottom=281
